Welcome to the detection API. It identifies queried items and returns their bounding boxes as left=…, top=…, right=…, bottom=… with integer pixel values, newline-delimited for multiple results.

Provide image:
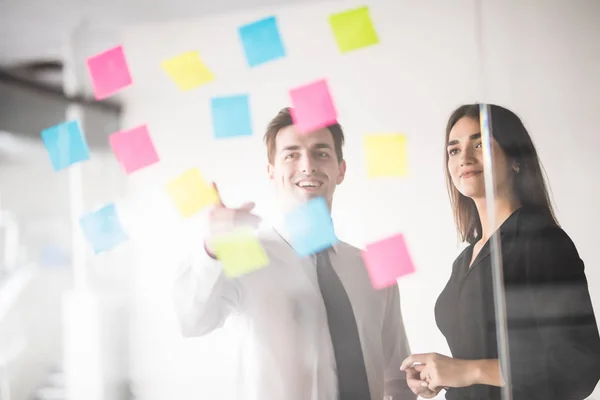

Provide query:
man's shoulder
left=256, top=227, right=365, bottom=254
left=335, top=240, right=364, bottom=256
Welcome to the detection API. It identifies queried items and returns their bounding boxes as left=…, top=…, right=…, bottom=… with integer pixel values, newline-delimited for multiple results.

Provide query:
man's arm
left=172, top=248, right=241, bottom=337
left=382, top=284, right=417, bottom=400
left=172, top=182, right=257, bottom=338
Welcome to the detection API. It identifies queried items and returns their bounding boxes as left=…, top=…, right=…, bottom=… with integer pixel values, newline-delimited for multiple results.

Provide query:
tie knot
left=316, top=248, right=332, bottom=267
left=317, top=247, right=331, bottom=257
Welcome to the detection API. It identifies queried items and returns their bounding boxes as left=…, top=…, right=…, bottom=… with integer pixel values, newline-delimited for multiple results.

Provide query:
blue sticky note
left=239, top=16, right=286, bottom=67
left=41, top=120, right=90, bottom=171
left=79, top=203, right=128, bottom=254
left=211, top=95, right=253, bottom=139
left=285, top=197, right=338, bottom=257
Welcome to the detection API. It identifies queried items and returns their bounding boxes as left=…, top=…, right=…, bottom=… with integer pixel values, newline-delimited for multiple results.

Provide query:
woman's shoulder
left=514, top=206, right=568, bottom=241
left=513, top=206, right=584, bottom=279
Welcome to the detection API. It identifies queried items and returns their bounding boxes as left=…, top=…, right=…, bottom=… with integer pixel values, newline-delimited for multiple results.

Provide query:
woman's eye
left=475, top=142, right=482, bottom=148
left=449, top=149, right=458, bottom=156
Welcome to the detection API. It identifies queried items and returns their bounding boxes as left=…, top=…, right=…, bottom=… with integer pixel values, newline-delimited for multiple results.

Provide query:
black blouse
left=435, top=207, right=600, bottom=400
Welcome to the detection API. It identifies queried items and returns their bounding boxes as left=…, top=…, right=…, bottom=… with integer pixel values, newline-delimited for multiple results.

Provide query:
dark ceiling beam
left=0, top=68, right=122, bottom=113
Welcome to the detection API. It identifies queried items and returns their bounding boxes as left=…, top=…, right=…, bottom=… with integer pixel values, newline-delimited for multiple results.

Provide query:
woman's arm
left=401, top=354, right=504, bottom=389
left=469, top=359, right=504, bottom=387
left=510, top=226, right=600, bottom=399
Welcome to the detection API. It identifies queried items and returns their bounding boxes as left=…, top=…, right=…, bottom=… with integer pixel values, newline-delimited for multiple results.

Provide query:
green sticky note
left=329, top=6, right=379, bottom=53
left=213, top=228, right=269, bottom=278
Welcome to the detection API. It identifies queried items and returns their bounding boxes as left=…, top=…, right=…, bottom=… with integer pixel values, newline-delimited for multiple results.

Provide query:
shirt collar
left=271, top=214, right=339, bottom=255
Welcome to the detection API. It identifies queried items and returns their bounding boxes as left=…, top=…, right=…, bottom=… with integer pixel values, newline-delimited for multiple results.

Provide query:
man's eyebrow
left=280, top=145, right=301, bottom=153
left=279, top=143, right=333, bottom=153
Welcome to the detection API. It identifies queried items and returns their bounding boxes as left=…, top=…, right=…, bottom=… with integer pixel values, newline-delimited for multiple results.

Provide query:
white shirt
left=173, top=226, right=415, bottom=400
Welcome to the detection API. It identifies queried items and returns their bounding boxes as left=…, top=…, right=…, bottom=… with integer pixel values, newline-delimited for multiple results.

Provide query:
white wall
left=120, top=0, right=600, bottom=398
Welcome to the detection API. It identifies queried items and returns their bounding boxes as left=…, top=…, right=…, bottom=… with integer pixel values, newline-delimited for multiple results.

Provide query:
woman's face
left=447, top=117, right=514, bottom=200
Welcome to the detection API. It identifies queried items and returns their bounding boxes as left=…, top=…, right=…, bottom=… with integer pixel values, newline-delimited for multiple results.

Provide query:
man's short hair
left=263, top=107, right=345, bottom=164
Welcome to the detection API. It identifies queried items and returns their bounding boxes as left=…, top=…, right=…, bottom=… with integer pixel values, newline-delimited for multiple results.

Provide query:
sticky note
left=109, top=124, right=159, bottom=175
left=166, top=168, right=219, bottom=218
left=329, top=6, right=379, bottom=53
left=213, top=228, right=270, bottom=278
left=161, top=51, right=214, bottom=90
left=79, top=203, right=128, bottom=254
left=239, top=16, right=286, bottom=67
left=211, top=95, right=253, bottom=139
left=86, top=45, right=133, bottom=100
left=41, top=120, right=90, bottom=171
left=361, top=233, right=415, bottom=289
left=364, top=134, right=408, bottom=177
left=289, top=79, right=338, bottom=134
left=285, top=197, right=337, bottom=257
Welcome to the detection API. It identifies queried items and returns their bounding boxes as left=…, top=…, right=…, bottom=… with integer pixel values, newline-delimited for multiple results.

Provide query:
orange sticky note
left=213, top=228, right=269, bottom=278
left=161, top=51, right=214, bottom=91
left=364, top=134, right=408, bottom=177
left=165, top=168, right=219, bottom=218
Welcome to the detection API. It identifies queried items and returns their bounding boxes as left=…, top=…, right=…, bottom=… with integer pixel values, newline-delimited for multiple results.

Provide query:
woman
left=400, top=104, right=600, bottom=399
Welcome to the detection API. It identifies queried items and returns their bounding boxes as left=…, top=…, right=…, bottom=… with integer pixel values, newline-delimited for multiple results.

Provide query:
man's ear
left=337, top=159, right=347, bottom=185
left=267, top=163, right=275, bottom=181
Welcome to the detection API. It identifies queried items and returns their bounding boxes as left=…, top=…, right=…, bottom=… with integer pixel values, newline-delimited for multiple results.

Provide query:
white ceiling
left=0, top=0, right=311, bottom=92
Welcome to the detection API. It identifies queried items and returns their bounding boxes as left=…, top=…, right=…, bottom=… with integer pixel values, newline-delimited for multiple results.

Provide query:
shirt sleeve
left=381, top=284, right=417, bottom=400
left=508, top=226, right=600, bottom=399
left=172, top=248, right=242, bottom=337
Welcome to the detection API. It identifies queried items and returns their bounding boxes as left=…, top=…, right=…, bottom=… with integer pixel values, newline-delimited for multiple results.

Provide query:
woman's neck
left=474, top=197, right=521, bottom=243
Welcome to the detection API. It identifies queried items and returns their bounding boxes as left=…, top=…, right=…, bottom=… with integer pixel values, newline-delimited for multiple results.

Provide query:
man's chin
left=297, top=190, right=324, bottom=201
left=282, top=191, right=325, bottom=209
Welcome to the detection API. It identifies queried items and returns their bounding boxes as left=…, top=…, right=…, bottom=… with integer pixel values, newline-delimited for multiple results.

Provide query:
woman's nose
left=459, top=148, right=474, bottom=166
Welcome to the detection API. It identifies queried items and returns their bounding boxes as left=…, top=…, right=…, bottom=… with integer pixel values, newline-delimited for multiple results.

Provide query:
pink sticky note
left=109, top=125, right=159, bottom=174
left=361, top=233, right=415, bottom=289
left=86, top=45, right=133, bottom=100
left=289, top=79, right=338, bottom=134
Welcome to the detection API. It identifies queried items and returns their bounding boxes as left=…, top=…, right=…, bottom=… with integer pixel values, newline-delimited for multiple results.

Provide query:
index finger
left=400, top=354, right=428, bottom=371
left=212, top=182, right=225, bottom=207
left=404, top=367, right=420, bottom=379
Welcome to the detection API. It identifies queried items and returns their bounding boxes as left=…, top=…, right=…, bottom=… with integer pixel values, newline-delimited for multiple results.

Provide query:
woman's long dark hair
left=445, top=104, right=558, bottom=244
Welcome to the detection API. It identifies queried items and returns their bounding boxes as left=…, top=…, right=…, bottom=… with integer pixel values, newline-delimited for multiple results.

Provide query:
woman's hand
left=404, top=365, right=441, bottom=398
left=401, top=353, right=479, bottom=392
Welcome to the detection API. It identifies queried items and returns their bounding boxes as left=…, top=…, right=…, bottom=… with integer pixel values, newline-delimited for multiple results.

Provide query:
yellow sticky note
left=213, top=228, right=269, bottom=278
left=161, top=51, right=214, bottom=91
left=364, top=134, right=408, bottom=178
left=166, top=168, right=219, bottom=218
left=329, top=6, right=379, bottom=53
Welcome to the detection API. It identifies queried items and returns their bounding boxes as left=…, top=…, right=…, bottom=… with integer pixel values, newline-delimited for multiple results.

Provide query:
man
left=173, top=107, right=415, bottom=400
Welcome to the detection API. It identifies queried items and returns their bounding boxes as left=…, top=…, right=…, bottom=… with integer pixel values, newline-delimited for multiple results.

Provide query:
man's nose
left=300, top=155, right=316, bottom=173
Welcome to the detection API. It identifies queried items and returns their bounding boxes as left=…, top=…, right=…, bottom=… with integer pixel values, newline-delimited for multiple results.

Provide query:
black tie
left=316, top=250, right=371, bottom=399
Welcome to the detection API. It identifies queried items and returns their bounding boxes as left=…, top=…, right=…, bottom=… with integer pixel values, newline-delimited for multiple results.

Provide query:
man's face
left=267, top=125, right=346, bottom=211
